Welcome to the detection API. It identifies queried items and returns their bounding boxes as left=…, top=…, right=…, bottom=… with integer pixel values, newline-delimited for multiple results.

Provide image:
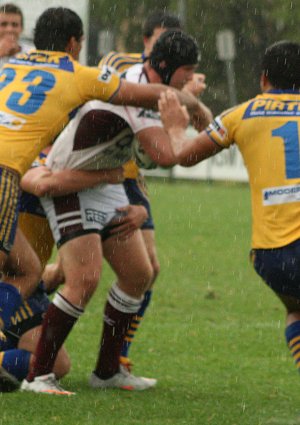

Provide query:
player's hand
left=0, top=35, right=20, bottom=57
left=159, top=90, right=190, bottom=131
left=102, top=167, right=125, bottom=184
left=183, top=73, right=207, bottom=97
left=109, top=205, right=148, bottom=240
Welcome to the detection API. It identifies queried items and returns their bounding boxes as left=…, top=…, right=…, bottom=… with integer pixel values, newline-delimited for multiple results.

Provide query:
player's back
left=0, top=50, right=120, bottom=175
left=47, top=64, right=162, bottom=172
left=208, top=90, right=300, bottom=248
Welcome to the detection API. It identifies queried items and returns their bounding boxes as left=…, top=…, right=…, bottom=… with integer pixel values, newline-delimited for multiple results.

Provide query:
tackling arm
left=21, top=166, right=124, bottom=197
left=158, top=90, right=222, bottom=167
left=111, top=79, right=211, bottom=120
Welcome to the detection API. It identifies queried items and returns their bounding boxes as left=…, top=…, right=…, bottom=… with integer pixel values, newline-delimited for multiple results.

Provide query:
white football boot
left=89, top=368, right=157, bottom=391
left=21, top=373, right=75, bottom=395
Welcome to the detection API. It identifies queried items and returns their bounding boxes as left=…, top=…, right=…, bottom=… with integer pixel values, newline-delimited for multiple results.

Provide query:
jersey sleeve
left=76, top=63, right=121, bottom=103
left=205, top=105, right=244, bottom=148
left=98, top=51, right=143, bottom=73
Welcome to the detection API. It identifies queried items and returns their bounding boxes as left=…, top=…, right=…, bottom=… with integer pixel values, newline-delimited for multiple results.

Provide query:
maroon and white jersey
left=46, top=64, right=162, bottom=171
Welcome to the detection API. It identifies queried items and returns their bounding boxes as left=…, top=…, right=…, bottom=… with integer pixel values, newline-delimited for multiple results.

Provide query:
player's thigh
left=103, top=230, right=153, bottom=297
left=58, top=233, right=103, bottom=306
left=142, top=229, right=160, bottom=278
left=4, top=228, right=42, bottom=297
left=18, top=213, right=54, bottom=270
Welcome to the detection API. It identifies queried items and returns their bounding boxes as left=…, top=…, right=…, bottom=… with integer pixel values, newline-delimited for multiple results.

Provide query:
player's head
left=0, top=3, right=23, bottom=41
left=149, top=30, right=199, bottom=88
left=142, top=10, right=182, bottom=56
left=262, top=40, right=300, bottom=90
left=34, top=7, right=84, bottom=59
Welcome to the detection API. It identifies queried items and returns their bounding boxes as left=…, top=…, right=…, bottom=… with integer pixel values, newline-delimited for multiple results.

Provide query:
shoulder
left=99, top=51, right=143, bottom=73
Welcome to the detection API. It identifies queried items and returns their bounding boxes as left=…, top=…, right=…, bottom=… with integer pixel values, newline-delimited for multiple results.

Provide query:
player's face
left=0, top=13, right=22, bottom=41
left=169, top=64, right=197, bottom=90
left=143, top=27, right=166, bottom=56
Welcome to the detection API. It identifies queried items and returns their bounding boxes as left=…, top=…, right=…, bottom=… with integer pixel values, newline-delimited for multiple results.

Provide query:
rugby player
left=0, top=157, right=128, bottom=392
left=21, top=30, right=212, bottom=394
left=159, top=41, right=300, bottom=376
left=0, top=6, right=208, bottom=391
left=100, top=10, right=207, bottom=370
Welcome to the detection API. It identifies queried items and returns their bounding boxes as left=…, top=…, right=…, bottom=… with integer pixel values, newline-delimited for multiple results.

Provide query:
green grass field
left=1, top=179, right=299, bottom=425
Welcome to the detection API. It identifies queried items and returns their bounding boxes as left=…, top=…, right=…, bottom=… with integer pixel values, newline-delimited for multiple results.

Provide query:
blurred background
left=89, top=0, right=300, bottom=114
left=1, top=0, right=299, bottom=181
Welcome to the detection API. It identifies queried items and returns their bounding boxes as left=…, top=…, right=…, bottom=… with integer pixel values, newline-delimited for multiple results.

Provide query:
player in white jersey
left=21, top=30, right=212, bottom=394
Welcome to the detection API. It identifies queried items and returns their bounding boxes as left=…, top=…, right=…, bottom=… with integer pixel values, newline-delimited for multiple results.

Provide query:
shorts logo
left=98, top=65, right=113, bottom=83
left=263, top=184, right=300, bottom=206
left=85, top=208, right=107, bottom=225
left=0, top=110, right=26, bottom=130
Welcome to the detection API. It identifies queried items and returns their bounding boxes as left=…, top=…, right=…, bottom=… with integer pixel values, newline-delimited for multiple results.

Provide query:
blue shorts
left=1, top=283, right=50, bottom=350
left=123, top=178, right=154, bottom=230
left=252, top=239, right=300, bottom=299
left=0, top=167, right=21, bottom=254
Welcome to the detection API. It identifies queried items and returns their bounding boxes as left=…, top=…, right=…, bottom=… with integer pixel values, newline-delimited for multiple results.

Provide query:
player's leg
left=121, top=177, right=159, bottom=364
left=18, top=326, right=71, bottom=379
left=0, top=168, right=42, bottom=343
left=26, top=233, right=102, bottom=381
left=251, top=241, right=300, bottom=373
left=4, top=229, right=42, bottom=299
left=90, top=230, right=156, bottom=390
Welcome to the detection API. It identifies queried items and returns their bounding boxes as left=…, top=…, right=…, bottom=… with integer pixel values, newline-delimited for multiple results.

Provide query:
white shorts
left=41, top=183, right=129, bottom=247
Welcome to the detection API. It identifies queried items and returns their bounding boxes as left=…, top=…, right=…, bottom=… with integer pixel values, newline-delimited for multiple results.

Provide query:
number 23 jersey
left=206, top=90, right=300, bottom=249
left=0, top=50, right=120, bottom=176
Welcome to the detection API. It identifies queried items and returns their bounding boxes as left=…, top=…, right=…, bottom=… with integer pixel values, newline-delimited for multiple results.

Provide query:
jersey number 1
left=272, top=121, right=300, bottom=179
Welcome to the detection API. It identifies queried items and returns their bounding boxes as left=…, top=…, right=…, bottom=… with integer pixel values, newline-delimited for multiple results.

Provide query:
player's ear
left=260, top=72, right=268, bottom=92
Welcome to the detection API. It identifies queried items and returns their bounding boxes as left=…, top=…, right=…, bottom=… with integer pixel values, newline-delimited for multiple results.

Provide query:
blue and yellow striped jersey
left=206, top=90, right=300, bottom=249
left=99, top=51, right=145, bottom=179
left=0, top=50, right=120, bottom=175
left=99, top=51, right=144, bottom=74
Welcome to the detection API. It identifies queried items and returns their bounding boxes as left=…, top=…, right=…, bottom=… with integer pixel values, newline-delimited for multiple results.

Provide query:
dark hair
left=143, top=10, right=181, bottom=37
left=149, top=30, right=199, bottom=85
left=34, top=7, right=83, bottom=51
left=0, top=3, right=23, bottom=27
left=262, top=40, right=300, bottom=90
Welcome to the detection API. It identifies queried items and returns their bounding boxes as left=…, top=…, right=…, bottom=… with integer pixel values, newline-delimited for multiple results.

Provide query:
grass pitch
left=1, top=180, right=299, bottom=425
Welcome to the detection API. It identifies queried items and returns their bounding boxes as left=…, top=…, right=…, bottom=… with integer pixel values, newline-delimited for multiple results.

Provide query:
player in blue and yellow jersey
left=159, top=40, right=300, bottom=378
left=99, top=10, right=207, bottom=371
left=0, top=7, right=203, bottom=391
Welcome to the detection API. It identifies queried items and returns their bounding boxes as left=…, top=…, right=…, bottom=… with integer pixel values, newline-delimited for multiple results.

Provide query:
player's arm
left=135, top=126, right=178, bottom=168
left=158, top=90, right=222, bottom=167
left=183, top=73, right=207, bottom=98
left=112, top=79, right=212, bottom=123
left=21, top=166, right=124, bottom=197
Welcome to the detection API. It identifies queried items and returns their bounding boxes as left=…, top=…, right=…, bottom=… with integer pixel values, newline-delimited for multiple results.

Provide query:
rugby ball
left=132, top=139, right=158, bottom=170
